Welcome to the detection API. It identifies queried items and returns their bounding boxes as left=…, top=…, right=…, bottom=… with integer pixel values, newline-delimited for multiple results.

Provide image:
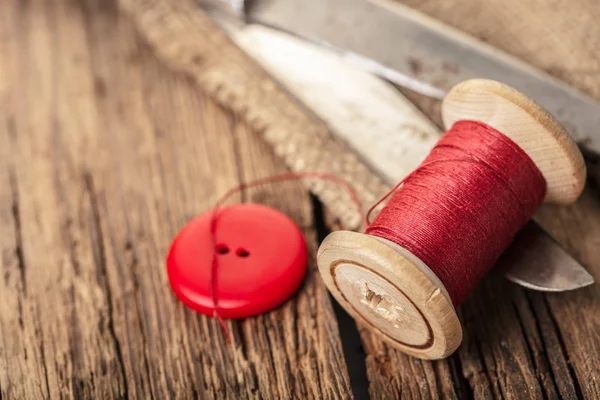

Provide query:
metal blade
left=201, top=9, right=594, bottom=291
left=244, top=0, right=600, bottom=154
left=498, top=222, right=594, bottom=291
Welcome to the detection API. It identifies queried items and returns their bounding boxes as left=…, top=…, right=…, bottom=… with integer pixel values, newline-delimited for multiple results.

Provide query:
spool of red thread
left=317, top=79, right=586, bottom=359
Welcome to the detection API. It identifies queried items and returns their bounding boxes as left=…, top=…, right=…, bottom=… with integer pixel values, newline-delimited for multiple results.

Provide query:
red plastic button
left=167, top=204, right=308, bottom=319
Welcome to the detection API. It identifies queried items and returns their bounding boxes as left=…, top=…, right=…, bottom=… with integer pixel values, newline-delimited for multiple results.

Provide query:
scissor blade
left=499, top=222, right=594, bottom=291
left=245, top=0, right=600, bottom=154
left=201, top=10, right=594, bottom=291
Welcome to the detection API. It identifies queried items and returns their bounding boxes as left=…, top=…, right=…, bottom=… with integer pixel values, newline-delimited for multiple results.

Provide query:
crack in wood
left=52, top=164, right=84, bottom=279
left=121, top=236, right=156, bottom=400
left=134, top=297, right=156, bottom=400
left=448, top=355, right=474, bottom=399
left=289, top=296, right=300, bottom=362
left=83, top=172, right=129, bottom=399
left=261, top=316, right=288, bottom=398
left=542, top=295, right=584, bottom=399
left=180, top=312, right=209, bottom=398
left=8, top=169, right=26, bottom=295
left=311, top=196, right=370, bottom=400
left=233, top=321, right=250, bottom=363
left=68, top=284, right=86, bottom=398
left=64, top=218, right=83, bottom=276
left=512, top=297, right=557, bottom=399
left=35, top=307, right=52, bottom=400
left=523, top=293, right=570, bottom=398
left=458, top=317, right=495, bottom=399
left=480, top=338, right=505, bottom=400
left=16, top=297, right=23, bottom=331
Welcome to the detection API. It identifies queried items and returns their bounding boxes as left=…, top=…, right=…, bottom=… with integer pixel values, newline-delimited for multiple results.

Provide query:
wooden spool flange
left=317, top=79, right=586, bottom=359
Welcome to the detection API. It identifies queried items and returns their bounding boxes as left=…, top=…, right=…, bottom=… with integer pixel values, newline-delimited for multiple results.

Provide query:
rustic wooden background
left=1, top=0, right=599, bottom=399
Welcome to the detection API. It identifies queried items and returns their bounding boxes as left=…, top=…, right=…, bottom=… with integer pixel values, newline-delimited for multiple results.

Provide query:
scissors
left=200, top=0, right=596, bottom=291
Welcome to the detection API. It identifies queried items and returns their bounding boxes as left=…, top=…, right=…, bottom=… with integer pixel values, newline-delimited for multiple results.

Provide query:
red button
left=167, top=204, right=308, bottom=319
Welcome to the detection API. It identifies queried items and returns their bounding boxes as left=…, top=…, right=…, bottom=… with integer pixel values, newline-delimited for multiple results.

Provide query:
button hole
left=216, top=244, right=230, bottom=255
left=236, top=248, right=250, bottom=258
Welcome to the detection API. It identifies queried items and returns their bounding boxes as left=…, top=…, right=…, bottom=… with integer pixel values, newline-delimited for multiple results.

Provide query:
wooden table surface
left=1, top=0, right=599, bottom=399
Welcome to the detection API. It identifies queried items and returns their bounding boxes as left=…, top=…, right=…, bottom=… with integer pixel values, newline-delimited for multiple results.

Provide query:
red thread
left=366, top=121, right=546, bottom=305
left=206, top=121, right=546, bottom=340
left=209, top=172, right=366, bottom=342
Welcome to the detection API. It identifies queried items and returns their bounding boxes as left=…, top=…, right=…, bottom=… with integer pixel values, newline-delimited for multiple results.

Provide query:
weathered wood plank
left=118, top=0, right=600, bottom=399
left=3, top=0, right=599, bottom=398
left=0, top=0, right=352, bottom=398
left=1, top=1, right=128, bottom=398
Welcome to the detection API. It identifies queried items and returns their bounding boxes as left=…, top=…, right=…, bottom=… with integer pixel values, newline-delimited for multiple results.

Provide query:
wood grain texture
left=118, top=0, right=600, bottom=399
left=2, top=0, right=600, bottom=398
left=0, top=0, right=351, bottom=398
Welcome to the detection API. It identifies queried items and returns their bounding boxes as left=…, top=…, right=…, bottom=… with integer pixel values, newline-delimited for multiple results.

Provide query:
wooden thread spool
left=317, top=79, right=586, bottom=359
